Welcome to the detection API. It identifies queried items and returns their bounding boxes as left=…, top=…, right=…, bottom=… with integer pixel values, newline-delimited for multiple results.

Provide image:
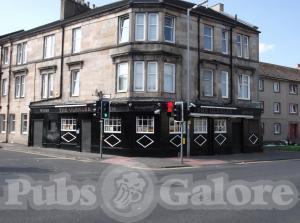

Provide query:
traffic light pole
left=100, top=119, right=103, bottom=159
left=180, top=121, right=184, bottom=164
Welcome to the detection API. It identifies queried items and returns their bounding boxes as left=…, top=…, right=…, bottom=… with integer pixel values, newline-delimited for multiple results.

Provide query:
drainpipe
left=229, top=27, right=234, bottom=105
left=5, top=40, right=13, bottom=143
left=197, top=16, right=201, bottom=100
left=0, top=45, right=3, bottom=107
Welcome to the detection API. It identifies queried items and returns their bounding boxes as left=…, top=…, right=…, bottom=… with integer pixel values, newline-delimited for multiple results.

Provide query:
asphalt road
left=0, top=149, right=299, bottom=223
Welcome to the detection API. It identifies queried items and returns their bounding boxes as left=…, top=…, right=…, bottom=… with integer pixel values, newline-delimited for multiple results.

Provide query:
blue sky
left=0, top=0, right=299, bottom=68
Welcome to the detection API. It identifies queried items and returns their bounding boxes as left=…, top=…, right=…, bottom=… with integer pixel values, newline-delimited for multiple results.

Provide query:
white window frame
left=169, top=117, right=186, bottom=134
left=71, top=70, right=80, bottom=97
left=204, top=25, right=213, bottom=51
left=135, top=13, right=146, bottom=41
left=164, top=16, right=175, bottom=43
left=117, top=63, right=128, bottom=93
left=289, top=84, right=298, bottom=95
left=15, top=74, right=25, bottom=98
left=16, top=42, right=27, bottom=65
left=42, top=73, right=54, bottom=99
left=8, top=114, right=16, bottom=133
left=194, top=118, right=208, bottom=134
left=2, top=47, right=9, bottom=65
left=44, top=35, right=55, bottom=59
left=61, top=117, right=77, bottom=132
left=221, top=29, right=229, bottom=54
left=243, top=35, right=249, bottom=59
left=164, top=63, right=176, bottom=93
left=236, top=34, right=242, bottom=57
left=221, top=71, right=229, bottom=98
left=148, top=13, right=158, bottom=41
left=136, top=116, right=155, bottom=134
left=214, top=119, right=227, bottom=134
left=72, top=27, right=81, bottom=54
left=273, top=82, right=280, bottom=93
left=274, top=102, right=281, bottom=114
left=104, top=118, right=122, bottom=133
left=2, top=78, right=8, bottom=96
left=274, top=123, right=281, bottom=135
left=237, top=34, right=249, bottom=58
left=134, top=61, right=145, bottom=92
left=119, top=16, right=130, bottom=44
left=203, top=69, right=214, bottom=97
left=147, top=62, right=158, bottom=92
left=289, top=104, right=298, bottom=114
left=238, top=74, right=251, bottom=100
left=258, top=79, right=264, bottom=91
left=21, top=113, right=28, bottom=135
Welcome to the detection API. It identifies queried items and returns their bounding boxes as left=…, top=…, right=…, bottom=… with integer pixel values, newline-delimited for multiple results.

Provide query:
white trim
left=203, top=69, right=214, bottom=97
left=238, top=74, right=251, bottom=100
left=147, top=62, right=158, bottom=92
left=200, top=106, right=237, bottom=110
left=117, top=62, right=128, bottom=93
left=164, top=63, right=176, bottom=93
left=148, top=13, right=159, bottom=41
left=135, top=13, right=146, bottom=41
left=55, top=104, right=86, bottom=108
left=134, top=61, right=145, bottom=92
left=221, top=71, right=229, bottom=98
left=190, top=113, right=254, bottom=119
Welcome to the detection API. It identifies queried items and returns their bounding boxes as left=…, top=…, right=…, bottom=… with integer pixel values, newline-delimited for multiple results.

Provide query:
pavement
left=1, top=143, right=300, bottom=170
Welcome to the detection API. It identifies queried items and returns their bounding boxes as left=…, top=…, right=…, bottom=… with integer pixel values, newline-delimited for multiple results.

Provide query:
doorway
left=33, top=120, right=43, bottom=147
left=289, top=123, right=298, bottom=141
left=232, top=122, right=243, bottom=154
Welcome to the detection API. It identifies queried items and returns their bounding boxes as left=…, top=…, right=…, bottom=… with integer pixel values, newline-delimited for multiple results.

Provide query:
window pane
left=222, top=30, right=228, bottom=54
left=204, top=26, right=213, bottom=50
left=203, top=70, right=213, bottom=96
left=134, top=62, right=144, bottom=91
left=73, top=28, right=81, bottom=53
left=120, top=17, right=129, bottom=43
left=147, top=62, right=157, bottom=91
left=135, top=14, right=145, bottom=41
left=164, top=64, right=175, bottom=93
left=148, top=14, right=158, bottom=41
left=118, top=63, right=128, bottom=92
left=71, top=70, right=80, bottom=96
left=164, top=16, right=174, bottom=42
left=221, top=71, right=228, bottom=98
left=237, top=35, right=242, bottom=57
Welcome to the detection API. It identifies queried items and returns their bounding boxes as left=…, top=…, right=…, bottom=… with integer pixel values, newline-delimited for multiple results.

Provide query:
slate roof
left=258, top=62, right=300, bottom=82
left=0, top=0, right=259, bottom=44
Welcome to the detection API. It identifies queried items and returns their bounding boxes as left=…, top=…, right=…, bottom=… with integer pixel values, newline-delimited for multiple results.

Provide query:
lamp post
left=187, top=0, right=208, bottom=158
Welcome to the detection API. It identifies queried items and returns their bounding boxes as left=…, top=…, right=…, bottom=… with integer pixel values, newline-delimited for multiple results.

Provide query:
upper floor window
left=133, top=61, right=158, bottom=92
left=289, top=104, right=298, bottom=114
left=104, top=117, right=122, bottom=134
left=148, top=13, right=158, bottom=41
left=258, top=79, right=264, bottom=91
left=44, top=35, right=55, bottom=59
left=2, top=47, right=9, bottom=64
left=221, top=29, right=229, bottom=54
left=194, top=118, right=208, bottom=134
left=135, top=14, right=145, bottom=41
left=204, top=25, right=213, bottom=51
left=119, top=16, right=129, bottom=43
left=238, top=74, right=250, bottom=100
left=15, top=74, right=25, bottom=98
left=237, top=34, right=249, bottom=58
left=273, top=102, right=281, bottom=114
left=273, top=82, right=280, bottom=93
left=2, top=78, right=8, bottom=96
left=164, top=63, right=175, bottom=93
left=16, top=42, right=27, bottom=65
left=164, top=16, right=175, bottom=43
left=134, top=61, right=145, bottom=91
left=289, top=84, right=298, bottom=95
left=221, top=71, right=229, bottom=98
left=274, top=123, right=281, bottom=135
left=42, top=73, right=54, bottom=99
left=147, top=62, right=158, bottom=92
left=117, top=63, right=128, bottom=92
left=72, top=28, right=81, bottom=54
left=260, top=101, right=264, bottom=113
left=71, top=70, right=80, bottom=97
left=203, top=69, right=213, bottom=97
left=136, top=116, right=154, bottom=134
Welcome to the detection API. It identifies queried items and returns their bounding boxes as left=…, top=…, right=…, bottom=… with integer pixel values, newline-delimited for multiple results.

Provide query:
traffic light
left=174, top=102, right=183, bottom=122
left=101, top=100, right=110, bottom=119
left=93, top=100, right=102, bottom=118
left=166, top=101, right=174, bottom=117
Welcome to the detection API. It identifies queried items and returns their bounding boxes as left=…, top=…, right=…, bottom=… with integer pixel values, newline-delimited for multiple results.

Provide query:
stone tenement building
left=258, top=63, right=300, bottom=144
left=0, top=0, right=262, bottom=155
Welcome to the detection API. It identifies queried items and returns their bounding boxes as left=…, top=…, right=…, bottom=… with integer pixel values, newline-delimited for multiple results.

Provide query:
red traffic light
left=167, top=102, right=174, bottom=113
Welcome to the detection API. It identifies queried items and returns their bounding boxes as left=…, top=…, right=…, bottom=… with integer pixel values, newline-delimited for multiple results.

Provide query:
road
left=0, top=148, right=299, bottom=223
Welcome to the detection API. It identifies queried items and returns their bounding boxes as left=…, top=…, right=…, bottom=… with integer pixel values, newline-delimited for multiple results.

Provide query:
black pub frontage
left=28, top=101, right=263, bottom=156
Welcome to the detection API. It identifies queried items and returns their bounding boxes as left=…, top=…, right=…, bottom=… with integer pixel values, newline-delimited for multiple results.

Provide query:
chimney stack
left=60, top=0, right=92, bottom=20
left=210, top=3, right=224, bottom=13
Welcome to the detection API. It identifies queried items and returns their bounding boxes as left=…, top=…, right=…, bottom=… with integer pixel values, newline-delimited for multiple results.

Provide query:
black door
left=81, top=120, right=91, bottom=153
left=232, top=122, right=242, bottom=154
left=33, top=120, right=43, bottom=147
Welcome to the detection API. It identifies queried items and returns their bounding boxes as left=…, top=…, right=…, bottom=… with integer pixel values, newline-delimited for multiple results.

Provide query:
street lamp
left=187, top=0, right=208, bottom=158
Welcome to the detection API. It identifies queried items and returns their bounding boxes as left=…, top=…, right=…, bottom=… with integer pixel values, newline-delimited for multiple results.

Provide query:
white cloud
left=259, top=43, right=275, bottom=53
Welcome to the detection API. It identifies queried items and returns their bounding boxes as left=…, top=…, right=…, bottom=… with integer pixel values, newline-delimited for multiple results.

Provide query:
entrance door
left=232, top=122, right=243, bottom=154
left=33, top=120, right=43, bottom=147
left=289, top=124, right=298, bottom=141
left=81, top=120, right=91, bottom=153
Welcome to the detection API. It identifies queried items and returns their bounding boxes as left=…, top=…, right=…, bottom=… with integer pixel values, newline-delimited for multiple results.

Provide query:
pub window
left=119, top=16, right=129, bottom=43
left=214, top=119, right=227, bottom=133
left=21, top=113, right=28, bottom=135
left=8, top=114, right=15, bottom=133
left=61, top=117, right=77, bottom=132
left=194, top=118, right=208, bottom=134
left=71, top=70, right=80, bottom=97
left=16, top=42, right=27, bottom=65
left=169, top=117, right=186, bottom=134
left=2, top=78, right=8, bottom=96
left=48, top=121, right=57, bottom=132
left=289, top=84, right=298, bottom=95
left=42, top=73, right=54, bottom=99
left=274, top=123, right=281, bottom=135
left=0, top=114, right=6, bottom=133
left=164, top=16, right=175, bottom=43
left=104, top=118, right=122, bottom=133
left=15, top=74, right=25, bottom=98
left=136, top=116, right=154, bottom=134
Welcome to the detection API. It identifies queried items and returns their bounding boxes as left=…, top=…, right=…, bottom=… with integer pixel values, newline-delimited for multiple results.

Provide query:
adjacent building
left=258, top=63, right=300, bottom=144
left=0, top=0, right=262, bottom=155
